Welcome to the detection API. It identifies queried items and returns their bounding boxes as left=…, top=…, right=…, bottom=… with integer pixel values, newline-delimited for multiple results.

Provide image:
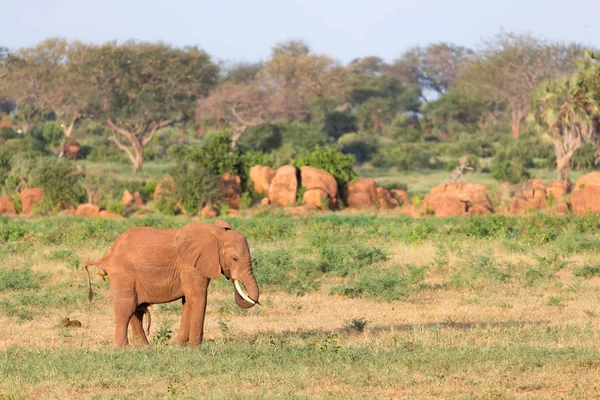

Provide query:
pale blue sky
left=2, top=0, right=599, bottom=64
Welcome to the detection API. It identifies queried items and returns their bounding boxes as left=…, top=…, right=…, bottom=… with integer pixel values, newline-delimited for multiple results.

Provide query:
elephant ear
left=175, top=223, right=221, bottom=280
left=214, top=220, right=233, bottom=231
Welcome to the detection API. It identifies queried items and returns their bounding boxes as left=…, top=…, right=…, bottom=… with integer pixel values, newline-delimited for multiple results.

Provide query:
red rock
left=509, top=179, right=548, bottom=215
left=218, top=173, right=242, bottom=210
left=200, top=204, right=218, bottom=219
left=76, top=204, right=100, bottom=217
left=99, top=210, right=123, bottom=219
left=249, top=165, right=276, bottom=195
left=420, top=182, right=492, bottom=217
left=260, top=197, right=270, bottom=206
left=0, top=197, right=15, bottom=215
left=400, top=204, right=420, bottom=218
left=20, top=188, right=44, bottom=215
left=571, top=173, right=600, bottom=215
left=153, top=176, right=175, bottom=201
left=300, top=166, right=338, bottom=208
left=376, top=187, right=399, bottom=210
left=268, top=165, right=298, bottom=207
left=390, top=190, right=410, bottom=206
left=121, top=190, right=144, bottom=208
left=302, top=188, right=329, bottom=209
left=343, top=178, right=377, bottom=209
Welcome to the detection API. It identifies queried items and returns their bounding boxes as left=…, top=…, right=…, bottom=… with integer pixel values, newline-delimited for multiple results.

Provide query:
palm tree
left=530, top=50, right=600, bottom=182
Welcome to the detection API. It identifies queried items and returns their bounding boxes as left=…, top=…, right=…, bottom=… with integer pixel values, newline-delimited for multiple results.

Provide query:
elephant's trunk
left=233, top=266, right=259, bottom=309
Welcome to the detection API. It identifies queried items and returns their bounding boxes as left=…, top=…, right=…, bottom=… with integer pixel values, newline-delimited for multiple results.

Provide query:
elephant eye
left=233, top=256, right=238, bottom=262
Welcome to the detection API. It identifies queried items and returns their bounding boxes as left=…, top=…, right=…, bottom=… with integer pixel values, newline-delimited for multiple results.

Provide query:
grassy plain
left=1, top=213, right=600, bottom=398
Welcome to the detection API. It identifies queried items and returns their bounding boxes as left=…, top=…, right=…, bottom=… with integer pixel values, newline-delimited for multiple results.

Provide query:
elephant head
left=176, top=220, right=259, bottom=309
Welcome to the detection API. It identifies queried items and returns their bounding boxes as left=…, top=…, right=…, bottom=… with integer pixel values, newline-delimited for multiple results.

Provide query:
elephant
left=84, top=220, right=259, bottom=347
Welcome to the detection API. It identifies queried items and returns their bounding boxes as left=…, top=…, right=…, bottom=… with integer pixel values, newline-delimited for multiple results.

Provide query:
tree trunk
left=178, top=118, right=187, bottom=145
left=63, top=116, right=79, bottom=138
left=552, top=134, right=581, bottom=182
left=510, top=107, right=523, bottom=139
left=132, top=142, right=144, bottom=173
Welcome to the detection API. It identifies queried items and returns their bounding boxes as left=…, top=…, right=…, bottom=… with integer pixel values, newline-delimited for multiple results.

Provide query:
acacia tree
left=0, top=38, right=92, bottom=136
left=196, top=82, right=281, bottom=146
left=530, top=50, right=600, bottom=181
left=257, top=40, right=350, bottom=121
left=77, top=41, right=218, bottom=172
left=390, top=42, right=472, bottom=100
left=459, top=32, right=582, bottom=139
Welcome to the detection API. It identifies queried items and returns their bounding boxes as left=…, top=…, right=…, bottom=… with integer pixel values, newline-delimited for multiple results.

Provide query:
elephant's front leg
left=177, top=297, right=190, bottom=346
left=185, top=277, right=210, bottom=348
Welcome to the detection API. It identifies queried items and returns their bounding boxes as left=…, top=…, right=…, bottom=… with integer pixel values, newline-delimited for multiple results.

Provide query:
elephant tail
left=83, top=259, right=106, bottom=304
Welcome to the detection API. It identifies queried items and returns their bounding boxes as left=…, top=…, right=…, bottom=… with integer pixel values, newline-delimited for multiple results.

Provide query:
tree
left=391, top=42, right=472, bottom=99
left=0, top=38, right=92, bottom=136
left=78, top=41, right=218, bottom=172
left=222, top=61, right=263, bottom=84
left=459, top=31, right=583, bottom=139
left=257, top=40, right=350, bottom=121
left=196, top=82, right=281, bottom=146
left=530, top=50, right=600, bottom=181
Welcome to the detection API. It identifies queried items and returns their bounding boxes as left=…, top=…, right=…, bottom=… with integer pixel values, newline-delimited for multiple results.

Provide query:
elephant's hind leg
left=113, top=296, right=137, bottom=347
left=130, top=306, right=150, bottom=346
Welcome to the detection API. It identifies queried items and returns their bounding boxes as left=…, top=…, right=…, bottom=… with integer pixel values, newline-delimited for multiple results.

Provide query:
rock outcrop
left=343, top=178, right=378, bottom=209
left=20, top=188, right=44, bottom=215
left=571, top=172, right=600, bottom=215
left=268, top=165, right=298, bottom=207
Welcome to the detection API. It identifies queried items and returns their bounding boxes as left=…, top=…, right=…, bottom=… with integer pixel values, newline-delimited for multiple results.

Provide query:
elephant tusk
left=234, top=280, right=255, bottom=305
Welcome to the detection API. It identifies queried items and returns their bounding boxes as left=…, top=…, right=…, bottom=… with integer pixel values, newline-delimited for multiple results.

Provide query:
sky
left=1, top=0, right=599, bottom=65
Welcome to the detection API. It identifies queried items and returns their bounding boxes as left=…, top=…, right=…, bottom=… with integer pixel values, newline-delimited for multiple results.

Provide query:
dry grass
left=2, top=214, right=600, bottom=398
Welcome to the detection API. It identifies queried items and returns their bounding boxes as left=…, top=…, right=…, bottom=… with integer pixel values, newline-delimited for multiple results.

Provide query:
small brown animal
left=58, top=317, right=82, bottom=328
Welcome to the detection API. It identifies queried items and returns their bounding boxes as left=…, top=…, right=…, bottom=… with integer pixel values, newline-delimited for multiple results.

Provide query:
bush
left=446, top=133, right=495, bottom=158
left=293, top=146, right=357, bottom=185
left=372, top=144, right=444, bottom=170
left=491, top=142, right=533, bottom=183
left=323, top=111, right=358, bottom=140
left=41, top=122, right=64, bottom=148
left=30, top=158, right=85, bottom=209
left=573, top=143, right=599, bottom=170
left=0, top=149, right=13, bottom=189
left=337, top=133, right=378, bottom=163
left=185, top=132, right=240, bottom=176
left=0, top=126, right=18, bottom=141
left=237, top=124, right=282, bottom=153
left=278, top=122, right=331, bottom=151
left=385, top=114, right=422, bottom=143
left=169, top=162, right=221, bottom=215
left=446, top=154, right=480, bottom=172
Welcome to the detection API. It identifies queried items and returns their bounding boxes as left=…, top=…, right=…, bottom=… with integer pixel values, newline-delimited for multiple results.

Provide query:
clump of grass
left=573, top=264, right=600, bottom=279
left=446, top=255, right=510, bottom=289
left=0, top=269, right=44, bottom=292
left=332, top=264, right=426, bottom=301
left=343, top=318, right=369, bottom=333
left=153, top=322, right=172, bottom=346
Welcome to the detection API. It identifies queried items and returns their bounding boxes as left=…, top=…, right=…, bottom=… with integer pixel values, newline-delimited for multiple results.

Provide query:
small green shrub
left=293, top=146, right=357, bottom=185
left=573, top=264, right=600, bottom=279
left=238, top=124, right=282, bottom=153
left=337, top=132, right=378, bottom=163
left=169, top=162, right=220, bottom=215
left=323, top=111, right=358, bottom=140
left=0, top=268, right=43, bottom=292
left=41, top=122, right=64, bottom=148
left=343, top=318, right=369, bottom=333
left=30, top=157, right=85, bottom=209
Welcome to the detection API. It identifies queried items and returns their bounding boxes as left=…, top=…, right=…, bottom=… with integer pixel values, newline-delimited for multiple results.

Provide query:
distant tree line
left=1, top=31, right=599, bottom=182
